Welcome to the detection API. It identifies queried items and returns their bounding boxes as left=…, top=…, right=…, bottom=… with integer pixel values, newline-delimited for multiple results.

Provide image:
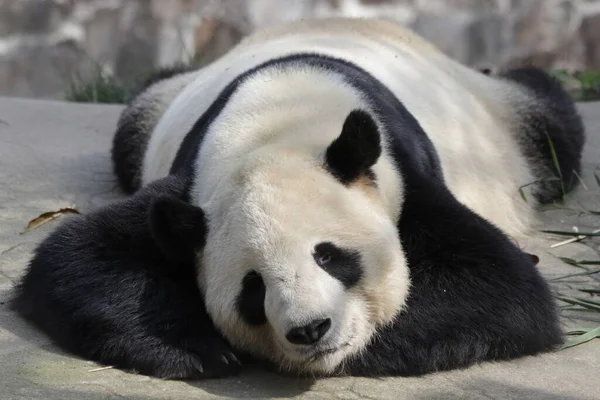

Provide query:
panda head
left=151, top=110, right=410, bottom=374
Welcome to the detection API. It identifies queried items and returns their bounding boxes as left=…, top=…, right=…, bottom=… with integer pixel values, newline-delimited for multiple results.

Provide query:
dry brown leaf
left=21, top=207, right=80, bottom=234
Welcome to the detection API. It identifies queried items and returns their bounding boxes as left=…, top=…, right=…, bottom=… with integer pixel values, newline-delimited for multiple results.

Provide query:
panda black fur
left=13, top=18, right=584, bottom=379
left=111, top=65, right=198, bottom=194
left=496, top=67, right=585, bottom=203
left=12, top=176, right=243, bottom=378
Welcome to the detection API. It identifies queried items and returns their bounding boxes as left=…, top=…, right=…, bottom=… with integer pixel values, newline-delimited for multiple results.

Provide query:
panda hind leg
left=111, top=65, right=194, bottom=194
left=499, top=67, right=586, bottom=204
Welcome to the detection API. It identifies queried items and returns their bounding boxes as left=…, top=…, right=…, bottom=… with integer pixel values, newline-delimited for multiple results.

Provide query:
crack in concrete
left=443, top=375, right=498, bottom=400
left=346, top=380, right=380, bottom=400
left=0, top=269, right=16, bottom=285
left=94, top=385, right=132, bottom=400
left=0, top=243, right=24, bottom=258
left=0, top=243, right=27, bottom=284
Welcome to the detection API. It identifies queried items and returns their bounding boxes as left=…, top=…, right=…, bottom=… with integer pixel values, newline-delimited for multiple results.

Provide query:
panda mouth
left=308, top=347, right=339, bottom=362
left=307, top=340, right=353, bottom=362
left=304, top=323, right=358, bottom=362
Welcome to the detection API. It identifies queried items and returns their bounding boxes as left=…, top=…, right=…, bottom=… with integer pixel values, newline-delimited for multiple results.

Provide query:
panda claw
left=183, top=339, right=242, bottom=377
left=191, top=357, right=204, bottom=374
left=228, top=352, right=242, bottom=366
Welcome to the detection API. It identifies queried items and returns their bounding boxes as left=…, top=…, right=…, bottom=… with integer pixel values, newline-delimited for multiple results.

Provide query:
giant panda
left=13, top=17, right=584, bottom=380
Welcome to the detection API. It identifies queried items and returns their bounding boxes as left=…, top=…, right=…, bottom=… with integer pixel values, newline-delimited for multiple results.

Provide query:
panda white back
left=141, top=18, right=539, bottom=237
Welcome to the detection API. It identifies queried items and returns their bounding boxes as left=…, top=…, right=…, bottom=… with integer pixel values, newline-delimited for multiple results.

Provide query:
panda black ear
left=325, top=109, right=382, bottom=184
left=148, top=195, right=207, bottom=265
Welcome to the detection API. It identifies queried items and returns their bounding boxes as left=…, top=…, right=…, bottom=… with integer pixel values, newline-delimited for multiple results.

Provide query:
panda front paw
left=151, top=336, right=242, bottom=380
left=184, top=336, right=243, bottom=379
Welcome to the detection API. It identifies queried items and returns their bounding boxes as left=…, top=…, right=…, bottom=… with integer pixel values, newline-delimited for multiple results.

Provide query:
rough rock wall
left=1, top=0, right=600, bottom=99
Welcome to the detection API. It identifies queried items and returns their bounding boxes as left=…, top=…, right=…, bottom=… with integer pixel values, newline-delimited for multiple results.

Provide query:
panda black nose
left=286, top=318, right=331, bottom=345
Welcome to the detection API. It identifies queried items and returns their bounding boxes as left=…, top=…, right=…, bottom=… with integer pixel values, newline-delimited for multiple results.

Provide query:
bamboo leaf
left=559, top=326, right=600, bottom=350
left=566, top=328, right=596, bottom=335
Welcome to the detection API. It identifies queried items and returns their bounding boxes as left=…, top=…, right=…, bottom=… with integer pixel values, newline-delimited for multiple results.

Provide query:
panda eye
left=316, top=252, right=333, bottom=266
left=313, top=242, right=363, bottom=288
left=313, top=242, right=341, bottom=267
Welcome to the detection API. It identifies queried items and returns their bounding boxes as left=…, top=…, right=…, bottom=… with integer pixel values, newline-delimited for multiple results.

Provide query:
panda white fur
left=14, top=18, right=584, bottom=379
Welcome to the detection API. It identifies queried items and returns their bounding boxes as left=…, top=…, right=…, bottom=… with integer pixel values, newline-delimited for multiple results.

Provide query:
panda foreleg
left=11, top=175, right=242, bottom=379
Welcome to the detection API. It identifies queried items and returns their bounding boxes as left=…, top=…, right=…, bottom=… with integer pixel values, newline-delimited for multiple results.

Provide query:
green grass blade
left=559, top=326, right=600, bottom=350
left=551, top=270, right=600, bottom=281
left=579, top=289, right=600, bottom=295
left=559, top=258, right=600, bottom=266
left=558, top=257, right=590, bottom=270
left=517, top=177, right=560, bottom=203
left=542, top=230, right=600, bottom=237
left=576, top=298, right=600, bottom=307
left=559, top=257, right=578, bottom=265
left=65, top=73, right=132, bottom=104
left=546, top=136, right=565, bottom=197
left=556, top=296, right=600, bottom=311
left=519, top=186, right=528, bottom=203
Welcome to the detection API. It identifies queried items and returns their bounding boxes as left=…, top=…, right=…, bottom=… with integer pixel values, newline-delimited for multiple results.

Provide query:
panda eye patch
left=236, top=270, right=267, bottom=326
left=313, top=242, right=362, bottom=288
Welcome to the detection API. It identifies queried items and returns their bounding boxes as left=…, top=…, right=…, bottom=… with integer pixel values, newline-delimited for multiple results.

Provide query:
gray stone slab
left=0, top=97, right=598, bottom=399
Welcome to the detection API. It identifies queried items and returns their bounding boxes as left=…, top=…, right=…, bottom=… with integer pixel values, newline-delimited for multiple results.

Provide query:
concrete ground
left=0, top=96, right=598, bottom=400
